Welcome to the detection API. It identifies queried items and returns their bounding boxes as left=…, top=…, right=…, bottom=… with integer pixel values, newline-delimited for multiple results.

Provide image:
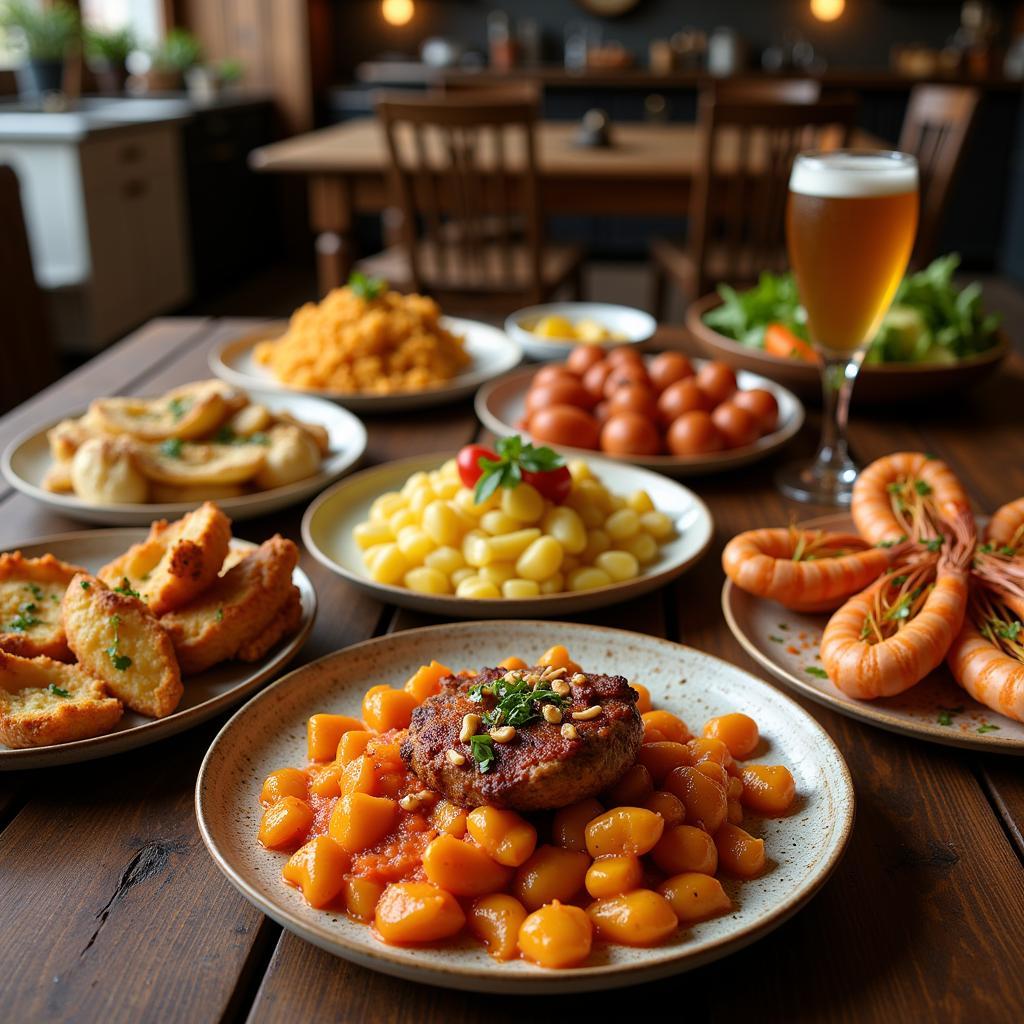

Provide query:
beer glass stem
left=815, top=351, right=864, bottom=488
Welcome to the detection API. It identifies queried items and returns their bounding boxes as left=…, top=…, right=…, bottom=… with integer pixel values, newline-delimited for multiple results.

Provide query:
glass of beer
left=777, top=150, right=918, bottom=505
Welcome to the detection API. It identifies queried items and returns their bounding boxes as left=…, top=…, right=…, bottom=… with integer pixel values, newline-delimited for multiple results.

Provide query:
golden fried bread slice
left=0, top=553, right=85, bottom=661
left=235, top=584, right=303, bottom=663
left=0, top=651, right=122, bottom=748
left=98, top=501, right=232, bottom=616
left=160, top=536, right=298, bottom=675
left=62, top=574, right=182, bottom=718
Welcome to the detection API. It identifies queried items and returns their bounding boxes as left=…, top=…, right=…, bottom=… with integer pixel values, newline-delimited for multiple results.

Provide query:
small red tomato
left=533, top=365, right=579, bottom=388
left=605, top=346, right=645, bottom=367
left=648, top=352, right=695, bottom=393
left=582, top=361, right=614, bottom=400
left=456, top=444, right=497, bottom=488
left=525, top=378, right=595, bottom=415
left=730, top=388, right=779, bottom=434
left=608, top=383, right=659, bottom=420
left=711, top=402, right=760, bottom=449
left=600, top=412, right=662, bottom=456
left=529, top=405, right=601, bottom=450
left=566, top=345, right=605, bottom=376
left=696, top=362, right=738, bottom=407
left=603, top=363, right=651, bottom=398
left=666, top=411, right=725, bottom=456
left=657, top=378, right=709, bottom=424
left=523, top=465, right=572, bottom=504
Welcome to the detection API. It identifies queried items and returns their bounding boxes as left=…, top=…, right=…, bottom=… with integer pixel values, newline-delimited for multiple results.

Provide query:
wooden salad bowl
left=685, top=292, right=1009, bottom=405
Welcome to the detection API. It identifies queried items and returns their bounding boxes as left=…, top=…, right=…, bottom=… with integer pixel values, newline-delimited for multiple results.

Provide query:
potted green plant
left=85, top=25, right=134, bottom=94
left=144, top=27, right=201, bottom=92
left=0, top=0, right=80, bottom=97
left=185, top=55, right=244, bottom=103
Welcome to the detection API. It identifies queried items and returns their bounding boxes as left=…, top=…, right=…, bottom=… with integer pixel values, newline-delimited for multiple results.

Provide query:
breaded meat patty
left=401, top=666, right=643, bottom=811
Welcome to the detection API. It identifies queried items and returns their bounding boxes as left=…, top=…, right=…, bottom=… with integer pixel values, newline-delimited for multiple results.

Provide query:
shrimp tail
left=937, top=505, right=977, bottom=575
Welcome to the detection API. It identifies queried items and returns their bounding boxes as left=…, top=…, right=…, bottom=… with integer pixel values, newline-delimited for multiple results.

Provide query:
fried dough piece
left=0, top=651, right=123, bottom=748
left=0, top=553, right=85, bottom=661
left=98, top=501, right=232, bottom=616
left=160, top=536, right=298, bottom=675
left=133, top=441, right=267, bottom=488
left=235, top=584, right=303, bottom=662
left=47, top=416, right=97, bottom=463
left=254, top=425, right=321, bottom=490
left=42, top=462, right=74, bottom=493
left=62, top=574, right=182, bottom=718
left=71, top=437, right=149, bottom=505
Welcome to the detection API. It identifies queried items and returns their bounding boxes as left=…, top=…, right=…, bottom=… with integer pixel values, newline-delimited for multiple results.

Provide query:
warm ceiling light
left=382, top=0, right=414, bottom=26
left=811, top=0, right=845, bottom=21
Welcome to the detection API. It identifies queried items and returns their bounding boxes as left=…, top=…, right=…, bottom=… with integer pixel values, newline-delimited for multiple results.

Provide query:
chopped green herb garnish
left=999, top=545, right=1016, bottom=557
left=8, top=612, right=41, bottom=631
left=914, top=480, right=933, bottom=496
left=778, top=623, right=789, bottom=630
left=348, top=271, right=386, bottom=301
left=113, top=577, right=141, bottom=599
left=877, top=534, right=908, bottom=549
left=160, top=438, right=184, bottom=459
left=977, top=723, right=1000, bottom=734
left=80, top=580, right=91, bottom=590
left=469, top=733, right=496, bottom=773
left=168, top=396, right=191, bottom=421
left=768, top=635, right=784, bottom=644
left=978, top=543, right=993, bottom=554
left=804, top=666, right=829, bottom=679
left=937, top=705, right=964, bottom=727
left=214, top=426, right=271, bottom=447
left=47, top=683, right=71, bottom=698
left=24, top=583, right=43, bottom=601
left=215, top=608, right=224, bottom=622
left=995, top=620, right=1022, bottom=642
left=106, top=614, right=132, bottom=672
left=924, top=537, right=942, bottom=553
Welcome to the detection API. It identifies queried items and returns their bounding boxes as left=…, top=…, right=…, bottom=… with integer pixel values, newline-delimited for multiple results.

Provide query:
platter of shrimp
left=721, top=453, right=1024, bottom=753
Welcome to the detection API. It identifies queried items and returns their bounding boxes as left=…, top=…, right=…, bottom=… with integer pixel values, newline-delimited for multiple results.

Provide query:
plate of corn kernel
left=301, top=437, right=713, bottom=617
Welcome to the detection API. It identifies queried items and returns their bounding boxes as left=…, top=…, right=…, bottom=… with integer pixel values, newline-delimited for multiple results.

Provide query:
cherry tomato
left=711, top=402, right=760, bottom=449
left=695, top=362, right=738, bottom=406
left=730, top=389, right=779, bottom=434
left=667, top=411, right=725, bottom=456
left=657, top=378, right=708, bottom=425
left=523, top=465, right=573, bottom=504
left=648, top=352, right=694, bottom=393
left=456, top=444, right=497, bottom=488
left=533, top=365, right=580, bottom=387
left=607, top=384, right=659, bottom=420
left=526, top=379, right=595, bottom=415
left=600, top=412, right=662, bottom=456
left=582, top=361, right=614, bottom=401
left=567, top=345, right=605, bottom=376
left=529, top=405, right=601, bottom=450
left=603, top=363, right=651, bottom=398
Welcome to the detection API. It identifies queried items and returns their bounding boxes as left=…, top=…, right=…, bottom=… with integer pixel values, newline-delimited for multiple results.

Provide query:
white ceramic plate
left=0, top=529, right=316, bottom=770
left=196, top=620, right=854, bottom=993
left=210, top=317, right=522, bottom=413
left=1, top=391, right=367, bottom=527
left=475, top=361, right=805, bottom=478
left=722, top=513, right=1024, bottom=754
left=301, top=452, right=713, bottom=618
left=505, top=302, right=656, bottom=362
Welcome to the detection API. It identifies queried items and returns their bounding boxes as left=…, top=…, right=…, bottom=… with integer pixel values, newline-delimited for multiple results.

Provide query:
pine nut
left=571, top=704, right=602, bottom=721
left=446, top=749, right=466, bottom=766
left=551, top=679, right=570, bottom=696
left=541, top=704, right=563, bottom=723
left=570, top=673, right=587, bottom=685
left=399, top=790, right=436, bottom=811
left=561, top=723, right=579, bottom=740
left=524, top=673, right=541, bottom=688
left=459, top=713, right=481, bottom=742
left=490, top=725, right=516, bottom=743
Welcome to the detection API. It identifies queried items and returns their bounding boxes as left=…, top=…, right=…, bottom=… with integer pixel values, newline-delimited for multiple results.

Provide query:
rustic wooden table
left=1, top=317, right=1023, bottom=1023
left=249, top=119, right=882, bottom=294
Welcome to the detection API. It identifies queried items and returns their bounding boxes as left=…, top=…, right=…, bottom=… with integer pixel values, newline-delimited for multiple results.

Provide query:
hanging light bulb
left=382, top=0, right=415, bottom=27
left=810, top=0, right=845, bottom=22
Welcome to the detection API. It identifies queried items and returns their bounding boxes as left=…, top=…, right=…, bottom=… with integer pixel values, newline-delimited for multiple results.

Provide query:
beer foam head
left=789, top=152, right=918, bottom=198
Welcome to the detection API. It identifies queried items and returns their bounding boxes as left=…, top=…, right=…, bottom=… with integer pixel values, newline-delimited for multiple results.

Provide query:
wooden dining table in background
left=0, top=316, right=1022, bottom=1023
left=250, top=118, right=884, bottom=296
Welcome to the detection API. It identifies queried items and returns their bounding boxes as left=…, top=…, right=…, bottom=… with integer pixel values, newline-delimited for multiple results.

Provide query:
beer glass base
left=775, top=458, right=858, bottom=506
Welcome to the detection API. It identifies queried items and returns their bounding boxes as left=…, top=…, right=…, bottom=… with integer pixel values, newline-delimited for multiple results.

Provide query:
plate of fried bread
left=1, top=378, right=367, bottom=526
left=0, top=502, right=315, bottom=769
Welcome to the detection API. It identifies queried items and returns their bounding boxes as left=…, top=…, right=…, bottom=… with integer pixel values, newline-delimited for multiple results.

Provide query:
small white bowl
left=506, top=302, right=656, bottom=362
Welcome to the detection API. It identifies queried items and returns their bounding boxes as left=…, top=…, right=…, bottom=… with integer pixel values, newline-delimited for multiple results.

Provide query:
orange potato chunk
left=659, top=872, right=732, bottom=923
left=650, top=824, right=718, bottom=876
left=740, top=765, right=797, bottom=816
left=466, top=806, right=537, bottom=867
left=307, top=714, right=363, bottom=762
left=687, top=736, right=735, bottom=773
left=497, top=655, right=528, bottom=671
left=431, top=798, right=468, bottom=838
left=585, top=807, right=664, bottom=858
left=518, top=901, right=593, bottom=968
left=715, top=822, right=766, bottom=878
left=551, top=797, right=603, bottom=853
left=703, top=713, right=759, bottom=760
left=258, top=796, right=313, bottom=851
left=643, top=790, right=686, bottom=826
left=260, top=768, right=308, bottom=806
left=468, top=893, right=528, bottom=961
left=641, top=710, right=691, bottom=744
left=587, top=890, right=678, bottom=947
left=536, top=645, right=582, bottom=674
left=337, top=729, right=373, bottom=764
left=307, top=763, right=343, bottom=799
left=362, top=685, right=418, bottom=733
left=513, top=845, right=590, bottom=910
left=422, top=834, right=513, bottom=896
left=629, top=682, right=653, bottom=714
left=339, top=754, right=377, bottom=796
left=374, top=882, right=465, bottom=944
left=603, top=763, right=653, bottom=806
left=343, top=876, right=385, bottom=922
left=585, top=854, right=643, bottom=899
left=282, top=835, right=350, bottom=909
left=693, top=759, right=730, bottom=790
left=664, top=765, right=727, bottom=834
left=404, top=660, right=453, bottom=703
left=328, top=792, right=398, bottom=854
left=637, top=741, right=693, bottom=783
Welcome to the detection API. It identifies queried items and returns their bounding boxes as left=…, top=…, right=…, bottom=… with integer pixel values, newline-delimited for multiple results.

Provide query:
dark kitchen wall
left=337, top=0, right=974, bottom=72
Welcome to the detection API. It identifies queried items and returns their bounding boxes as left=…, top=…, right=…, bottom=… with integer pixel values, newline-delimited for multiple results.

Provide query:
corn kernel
left=423, top=500, right=466, bottom=547
left=480, top=562, right=516, bottom=586
left=542, top=506, right=587, bottom=555
left=424, top=546, right=465, bottom=575
left=567, top=566, right=613, bottom=591
left=568, top=459, right=592, bottom=482
left=487, top=527, right=542, bottom=561
left=606, top=508, right=641, bottom=541
left=463, top=530, right=495, bottom=568
left=582, top=528, right=611, bottom=563
left=370, top=492, right=406, bottom=522
left=628, top=490, right=655, bottom=514
left=408, top=487, right=435, bottom=515
left=451, top=567, right=476, bottom=586
left=367, top=544, right=408, bottom=585
left=480, top=510, right=521, bottom=536
left=595, top=550, right=640, bottom=582
left=455, top=576, right=502, bottom=600
left=623, top=531, right=659, bottom=564
left=401, top=471, right=431, bottom=498
left=641, top=511, right=674, bottom=541
left=501, top=483, right=544, bottom=523
left=353, top=521, right=393, bottom=550
left=439, top=458, right=459, bottom=480
left=502, top=578, right=541, bottom=599
left=396, top=525, right=434, bottom=564
left=516, top=536, right=565, bottom=581
left=539, top=572, right=565, bottom=595
left=388, top=507, right=418, bottom=534
left=404, top=567, right=452, bottom=595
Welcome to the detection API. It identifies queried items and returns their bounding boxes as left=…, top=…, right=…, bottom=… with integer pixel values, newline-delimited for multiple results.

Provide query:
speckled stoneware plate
left=475, top=361, right=805, bottom=478
left=210, top=317, right=522, bottom=414
left=0, top=530, right=316, bottom=770
left=1, top=391, right=367, bottom=527
left=301, top=452, right=714, bottom=618
left=723, top=513, right=1024, bottom=754
left=196, top=620, right=854, bottom=994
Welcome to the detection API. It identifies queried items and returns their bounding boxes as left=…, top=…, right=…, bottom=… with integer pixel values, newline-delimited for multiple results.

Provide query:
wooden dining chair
left=0, top=164, right=58, bottom=413
left=361, top=92, right=585, bottom=314
left=898, top=84, right=981, bottom=266
left=650, top=92, right=858, bottom=322
left=710, top=78, right=821, bottom=104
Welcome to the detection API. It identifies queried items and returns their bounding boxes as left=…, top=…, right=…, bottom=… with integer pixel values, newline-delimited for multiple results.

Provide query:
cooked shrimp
left=947, top=587, right=1024, bottom=723
left=985, top=497, right=1024, bottom=553
left=722, top=527, right=897, bottom=613
left=851, top=452, right=971, bottom=545
left=820, top=509, right=976, bottom=699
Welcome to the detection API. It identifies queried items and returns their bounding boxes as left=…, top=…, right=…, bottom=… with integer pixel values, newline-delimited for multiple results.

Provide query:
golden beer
left=787, top=154, right=918, bottom=354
